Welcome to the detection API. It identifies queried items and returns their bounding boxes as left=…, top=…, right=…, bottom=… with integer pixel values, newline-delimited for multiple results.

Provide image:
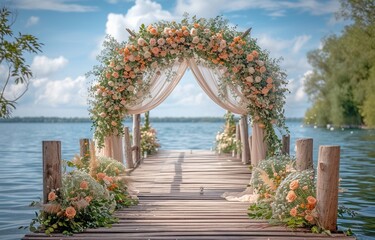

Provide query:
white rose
left=108, top=81, right=114, bottom=87
left=192, top=36, right=200, bottom=44
left=157, top=38, right=165, bottom=46
left=128, top=85, right=135, bottom=92
left=245, top=76, right=254, bottom=83
left=248, top=67, right=255, bottom=74
left=255, top=76, right=262, bottom=83
left=163, top=27, right=171, bottom=35
left=137, top=37, right=146, bottom=46
left=143, top=46, right=149, bottom=52
left=257, top=60, right=264, bottom=67
left=190, top=28, right=197, bottom=36
left=144, top=51, right=151, bottom=58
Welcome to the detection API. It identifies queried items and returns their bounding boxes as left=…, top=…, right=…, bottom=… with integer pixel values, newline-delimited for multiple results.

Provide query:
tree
left=304, top=0, right=375, bottom=127
left=0, top=7, right=43, bottom=118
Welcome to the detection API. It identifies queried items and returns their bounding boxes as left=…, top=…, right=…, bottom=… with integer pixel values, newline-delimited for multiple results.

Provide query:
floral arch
left=89, top=16, right=288, bottom=160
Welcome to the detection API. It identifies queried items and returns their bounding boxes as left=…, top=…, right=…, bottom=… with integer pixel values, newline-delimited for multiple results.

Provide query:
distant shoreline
left=0, top=116, right=304, bottom=123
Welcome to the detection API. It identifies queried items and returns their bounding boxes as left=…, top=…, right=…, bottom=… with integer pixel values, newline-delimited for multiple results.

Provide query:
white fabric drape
left=251, top=123, right=267, bottom=166
left=188, top=59, right=248, bottom=115
left=125, top=59, right=189, bottom=114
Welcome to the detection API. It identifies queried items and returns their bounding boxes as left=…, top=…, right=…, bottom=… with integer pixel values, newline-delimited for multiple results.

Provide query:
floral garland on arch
left=88, top=15, right=289, bottom=152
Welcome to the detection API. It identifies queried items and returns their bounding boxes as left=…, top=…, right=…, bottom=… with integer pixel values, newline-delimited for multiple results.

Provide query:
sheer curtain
left=101, top=58, right=266, bottom=165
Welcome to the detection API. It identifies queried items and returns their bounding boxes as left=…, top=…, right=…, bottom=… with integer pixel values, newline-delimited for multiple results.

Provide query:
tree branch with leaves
left=0, top=7, right=43, bottom=118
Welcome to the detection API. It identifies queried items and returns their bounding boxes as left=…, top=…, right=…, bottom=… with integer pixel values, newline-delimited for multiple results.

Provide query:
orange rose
left=289, top=180, right=299, bottom=190
left=306, top=196, right=317, bottom=207
left=286, top=190, right=297, bottom=203
left=65, top=206, right=76, bottom=219
left=289, top=207, right=297, bottom=217
left=48, top=191, right=57, bottom=201
left=85, top=196, right=93, bottom=203
left=305, top=214, right=315, bottom=223
left=149, top=28, right=158, bottom=35
left=80, top=180, right=89, bottom=190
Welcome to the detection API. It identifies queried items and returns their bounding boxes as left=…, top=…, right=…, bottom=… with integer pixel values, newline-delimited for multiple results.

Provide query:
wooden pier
left=23, top=150, right=354, bottom=240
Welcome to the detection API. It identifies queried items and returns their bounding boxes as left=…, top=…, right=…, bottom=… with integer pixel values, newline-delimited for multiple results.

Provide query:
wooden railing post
left=124, top=127, right=134, bottom=168
left=239, top=115, right=250, bottom=164
left=79, top=138, right=90, bottom=158
left=316, top=145, right=340, bottom=232
left=296, top=138, right=313, bottom=171
left=133, top=114, right=141, bottom=163
left=235, top=124, right=241, bottom=159
left=43, top=141, right=62, bottom=204
left=282, top=135, right=290, bottom=155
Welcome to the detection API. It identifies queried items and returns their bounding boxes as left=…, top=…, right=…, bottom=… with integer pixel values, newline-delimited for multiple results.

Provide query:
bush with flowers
left=215, top=112, right=239, bottom=154
left=70, top=152, right=138, bottom=210
left=29, top=170, right=116, bottom=235
left=29, top=142, right=137, bottom=235
left=88, top=15, right=288, bottom=155
left=271, top=170, right=317, bottom=228
left=140, top=111, right=160, bottom=156
left=250, top=155, right=296, bottom=201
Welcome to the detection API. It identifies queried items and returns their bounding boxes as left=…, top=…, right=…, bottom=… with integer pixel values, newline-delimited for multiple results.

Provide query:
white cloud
left=31, top=56, right=68, bottom=78
left=105, top=0, right=175, bottom=42
left=11, top=0, right=97, bottom=12
left=26, top=16, right=39, bottom=27
left=35, top=76, right=88, bottom=107
left=292, top=35, right=311, bottom=53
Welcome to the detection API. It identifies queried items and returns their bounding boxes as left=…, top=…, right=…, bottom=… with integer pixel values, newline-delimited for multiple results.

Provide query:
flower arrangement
left=29, top=170, right=116, bottom=235
left=29, top=142, right=137, bottom=235
left=215, top=112, right=239, bottom=153
left=140, top=111, right=160, bottom=156
left=271, top=170, right=317, bottom=228
left=250, top=155, right=296, bottom=200
left=88, top=15, right=288, bottom=154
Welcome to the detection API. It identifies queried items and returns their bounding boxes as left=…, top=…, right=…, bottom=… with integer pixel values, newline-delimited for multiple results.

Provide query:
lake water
left=0, top=121, right=374, bottom=240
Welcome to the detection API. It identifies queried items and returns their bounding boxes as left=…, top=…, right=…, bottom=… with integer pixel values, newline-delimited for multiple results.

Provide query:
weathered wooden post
left=248, top=135, right=252, bottom=159
left=251, top=123, right=267, bottom=166
left=316, top=145, right=340, bottom=232
left=103, top=136, right=113, bottom=158
left=239, top=115, right=250, bottom=164
left=282, top=135, right=290, bottom=155
left=235, top=124, right=241, bottom=159
left=111, top=135, right=124, bottom=163
left=79, top=138, right=90, bottom=157
left=133, top=114, right=141, bottom=163
left=43, top=141, right=62, bottom=204
left=124, top=127, right=134, bottom=168
left=296, top=138, right=313, bottom=170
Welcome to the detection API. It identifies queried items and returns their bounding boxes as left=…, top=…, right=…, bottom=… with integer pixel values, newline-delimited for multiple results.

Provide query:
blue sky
left=2, top=0, right=346, bottom=118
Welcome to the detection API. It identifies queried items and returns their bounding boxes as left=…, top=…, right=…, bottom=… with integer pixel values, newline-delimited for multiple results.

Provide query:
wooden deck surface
left=23, top=150, right=354, bottom=239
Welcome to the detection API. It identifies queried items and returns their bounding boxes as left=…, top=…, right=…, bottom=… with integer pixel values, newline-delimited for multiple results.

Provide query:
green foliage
left=0, top=7, right=43, bottom=118
left=248, top=202, right=272, bottom=219
left=304, top=0, right=375, bottom=127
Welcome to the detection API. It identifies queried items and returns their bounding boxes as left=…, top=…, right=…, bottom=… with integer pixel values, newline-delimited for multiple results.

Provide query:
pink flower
left=137, top=37, right=146, bottom=46
left=149, top=38, right=157, bottom=46
left=157, top=38, right=165, bottom=46
left=192, top=36, right=200, bottom=44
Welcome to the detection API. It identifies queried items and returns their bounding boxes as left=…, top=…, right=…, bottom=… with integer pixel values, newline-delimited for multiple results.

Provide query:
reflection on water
left=0, top=121, right=374, bottom=240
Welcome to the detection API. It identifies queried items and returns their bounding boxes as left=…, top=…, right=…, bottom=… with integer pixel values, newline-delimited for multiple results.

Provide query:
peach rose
left=85, top=196, right=93, bottom=203
left=157, top=38, right=165, bottom=46
left=80, top=181, right=89, bottom=190
left=289, top=207, right=297, bottom=217
left=289, top=180, right=299, bottom=190
left=137, top=37, right=146, bottom=46
left=266, top=77, right=273, bottom=84
left=48, top=191, right=57, bottom=201
left=286, top=190, right=297, bottom=203
left=246, top=54, right=254, bottom=62
left=149, top=28, right=158, bottom=35
left=306, top=196, right=317, bottom=206
left=252, top=50, right=259, bottom=58
left=151, top=47, right=159, bottom=55
left=97, top=172, right=106, bottom=180
left=65, top=206, right=76, bottom=219
left=305, top=214, right=315, bottom=223
left=302, top=185, right=308, bottom=190
left=259, top=66, right=266, bottom=73
left=103, top=176, right=113, bottom=183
